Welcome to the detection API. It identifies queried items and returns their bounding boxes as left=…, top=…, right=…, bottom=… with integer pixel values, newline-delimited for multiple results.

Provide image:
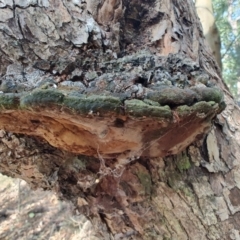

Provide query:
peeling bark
left=0, top=0, right=240, bottom=239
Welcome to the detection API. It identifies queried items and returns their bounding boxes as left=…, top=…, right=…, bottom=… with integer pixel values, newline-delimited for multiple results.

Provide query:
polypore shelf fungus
left=0, top=52, right=225, bottom=161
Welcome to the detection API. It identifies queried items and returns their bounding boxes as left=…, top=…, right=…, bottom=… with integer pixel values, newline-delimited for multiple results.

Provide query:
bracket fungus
left=0, top=85, right=224, bottom=162
left=0, top=52, right=225, bottom=161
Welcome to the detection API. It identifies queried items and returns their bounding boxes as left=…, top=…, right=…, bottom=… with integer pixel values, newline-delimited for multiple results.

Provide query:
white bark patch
left=192, top=177, right=214, bottom=199
left=151, top=20, right=168, bottom=42
left=34, top=11, right=60, bottom=41
left=38, top=0, right=49, bottom=7
left=215, top=196, right=229, bottom=221
left=223, top=188, right=240, bottom=214
left=72, top=0, right=81, bottom=6
left=203, top=128, right=228, bottom=172
left=15, top=0, right=37, bottom=8
left=0, top=8, right=13, bottom=22
left=46, top=0, right=72, bottom=28
left=207, top=129, right=220, bottom=163
left=17, top=8, right=48, bottom=43
left=0, top=0, right=13, bottom=7
left=229, top=229, right=240, bottom=240
left=233, top=168, right=240, bottom=189
left=70, top=22, right=89, bottom=46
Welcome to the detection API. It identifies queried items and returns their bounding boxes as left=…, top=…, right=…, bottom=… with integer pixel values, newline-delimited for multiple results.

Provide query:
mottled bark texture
left=0, top=0, right=239, bottom=239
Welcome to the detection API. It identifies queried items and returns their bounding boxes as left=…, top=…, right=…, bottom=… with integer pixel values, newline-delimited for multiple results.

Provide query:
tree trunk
left=0, top=0, right=239, bottom=239
left=195, top=0, right=222, bottom=70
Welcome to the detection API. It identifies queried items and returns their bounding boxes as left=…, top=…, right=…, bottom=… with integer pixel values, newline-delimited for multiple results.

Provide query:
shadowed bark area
left=0, top=0, right=240, bottom=239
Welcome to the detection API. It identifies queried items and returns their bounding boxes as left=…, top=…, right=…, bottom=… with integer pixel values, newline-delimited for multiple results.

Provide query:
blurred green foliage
left=212, top=0, right=240, bottom=99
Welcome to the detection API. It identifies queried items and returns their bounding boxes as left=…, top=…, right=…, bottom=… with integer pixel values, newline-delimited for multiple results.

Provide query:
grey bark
left=0, top=0, right=239, bottom=239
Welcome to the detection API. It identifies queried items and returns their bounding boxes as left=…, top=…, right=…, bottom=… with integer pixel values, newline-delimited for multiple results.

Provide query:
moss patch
left=63, top=95, right=121, bottom=115
left=136, top=171, right=152, bottom=195
left=191, top=87, right=223, bottom=103
left=176, top=152, right=191, bottom=172
left=145, top=87, right=198, bottom=106
left=125, top=99, right=172, bottom=118
left=143, top=99, right=160, bottom=106
left=176, top=101, right=218, bottom=118
left=146, top=87, right=224, bottom=106
left=20, top=89, right=64, bottom=108
left=167, top=171, right=182, bottom=189
left=0, top=93, right=20, bottom=110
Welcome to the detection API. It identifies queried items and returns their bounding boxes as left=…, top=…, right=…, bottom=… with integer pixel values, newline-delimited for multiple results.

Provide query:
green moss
left=63, top=95, right=121, bottom=115
left=180, top=186, right=194, bottom=198
left=176, top=101, right=218, bottom=117
left=145, top=87, right=198, bottom=106
left=175, top=104, right=192, bottom=117
left=146, top=87, right=224, bottom=107
left=192, top=101, right=217, bottom=112
left=163, top=236, right=171, bottom=240
left=20, top=89, right=64, bottom=108
left=143, top=99, right=160, bottom=106
left=176, top=153, right=191, bottom=172
left=136, top=172, right=152, bottom=195
left=71, top=156, right=87, bottom=172
left=191, top=87, right=223, bottom=103
left=167, top=172, right=182, bottom=189
left=125, top=99, right=172, bottom=118
left=0, top=93, right=20, bottom=110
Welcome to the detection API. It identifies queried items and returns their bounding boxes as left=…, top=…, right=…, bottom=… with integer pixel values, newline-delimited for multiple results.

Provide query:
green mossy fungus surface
left=0, top=87, right=224, bottom=120
left=176, top=153, right=191, bottom=172
left=136, top=171, right=152, bottom=196
left=0, top=93, right=20, bottom=110
left=63, top=95, right=122, bottom=115
left=176, top=101, right=218, bottom=117
left=146, top=87, right=223, bottom=107
left=20, top=89, right=64, bottom=108
left=19, top=89, right=122, bottom=116
left=125, top=99, right=172, bottom=118
left=191, top=87, right=223, bottom=103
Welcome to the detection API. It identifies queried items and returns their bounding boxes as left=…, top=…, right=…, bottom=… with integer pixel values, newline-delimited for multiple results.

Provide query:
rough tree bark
left=0, top=0, right=239, bottom=239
